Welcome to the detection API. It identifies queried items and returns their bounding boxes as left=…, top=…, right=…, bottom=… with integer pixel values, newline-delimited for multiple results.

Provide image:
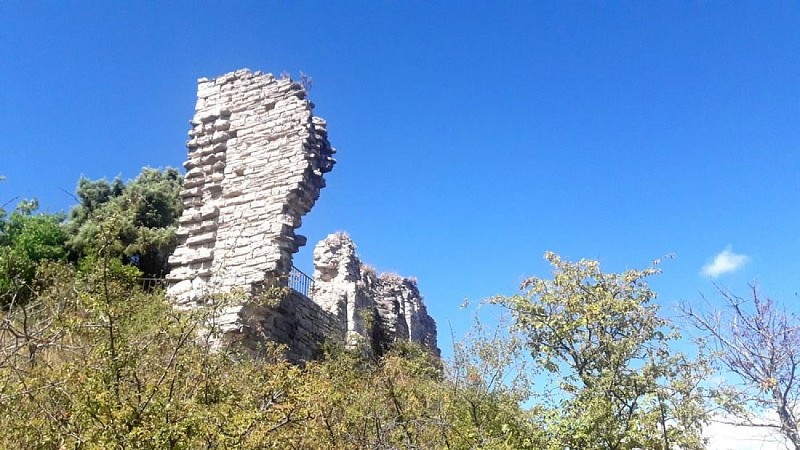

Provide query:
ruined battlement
left=167, top=69, right=335, bottom=301
left=312, top=233, right=439, bottom=356
left=166, top=69, right=438, bottom=360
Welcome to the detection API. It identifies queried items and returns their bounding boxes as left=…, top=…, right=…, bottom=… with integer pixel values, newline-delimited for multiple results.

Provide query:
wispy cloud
left=701, top=246, right=749, bottom=278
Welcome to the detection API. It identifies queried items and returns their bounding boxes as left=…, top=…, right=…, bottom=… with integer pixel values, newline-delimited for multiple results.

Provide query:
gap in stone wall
left=290, top=213, right=328, bottom=276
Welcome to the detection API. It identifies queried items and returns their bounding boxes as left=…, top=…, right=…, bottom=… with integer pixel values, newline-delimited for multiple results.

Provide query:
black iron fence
left=140, top=278, right=168, bottom=291
left=289, top=265, right=313, bottom=298
left=137, top=269, right=314, bottom=298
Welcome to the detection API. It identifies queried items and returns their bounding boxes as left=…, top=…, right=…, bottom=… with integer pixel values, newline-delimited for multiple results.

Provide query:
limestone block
left=186, top=232, right=216, bottom=246
left=185, top=248, right=214, bottom=264
left=191, top=276, right=208, bottom=292
left=166, top=279, right=193, bottom=297
left=200, top=206, right=219, bottom=219
left=182, top=178, right=204, bottom=189
left=211, top=130, right=231, bottom=144
left=167, top=68, right=348, bottom=360
left=185, top=167, right=205, bottom=179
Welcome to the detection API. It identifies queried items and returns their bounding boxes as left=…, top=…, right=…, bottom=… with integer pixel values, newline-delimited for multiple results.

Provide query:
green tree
left=66, top=167, right=182, bottom=278
left=0, top=254, right=546, bottom=449
left=448, top=313, right=543, bottom=448
left=0, top=199, right=67, bottom=304
left=303, top=338, right=542, bottom=450
left=493, top=252, right=709, bottom=449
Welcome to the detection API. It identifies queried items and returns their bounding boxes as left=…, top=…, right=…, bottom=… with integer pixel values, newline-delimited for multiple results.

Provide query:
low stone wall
left=225, top=289, right=343, bottom=362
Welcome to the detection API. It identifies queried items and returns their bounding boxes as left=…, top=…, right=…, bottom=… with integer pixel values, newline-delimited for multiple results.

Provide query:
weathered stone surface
left=166, top=69, right=335, bottom=300
left=311, top=233, right=440, bottom=356
left=310, top=232, right=373, bottom=346
left=224, top=290, right=342, bottom=362
left=166, top=69, right=437, bottom=362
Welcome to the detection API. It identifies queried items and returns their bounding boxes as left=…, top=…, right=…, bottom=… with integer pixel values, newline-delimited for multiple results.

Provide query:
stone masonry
left=166, top=69, right=438, bottom=360
left=312, top=233, right=439, bottom=356
left=167, top=69, right=335, bottom=303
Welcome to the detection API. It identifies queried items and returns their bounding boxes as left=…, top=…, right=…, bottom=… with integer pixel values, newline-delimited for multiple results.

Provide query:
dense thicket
left=0, top=251, right=709, bottom=448
left=3, top=167, right=799, bottom=448
left=0, top=259, right=541, bottom=449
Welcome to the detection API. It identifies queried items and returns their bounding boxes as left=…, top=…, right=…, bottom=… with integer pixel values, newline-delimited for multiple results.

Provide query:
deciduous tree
left=682, top=285, right=800, bottom=449
left=493, top=252, right=709, bottom=449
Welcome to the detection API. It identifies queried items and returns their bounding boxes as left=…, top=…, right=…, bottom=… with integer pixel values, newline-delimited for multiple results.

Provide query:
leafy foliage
left=0, top=257, right=543, bottom=449
left=0, top=261, right=312, bottom=448
left=0, top=199, right=67, bottom=304
left=447, top=314, right=543, bottom=449
left=493, top=252, right=709, bottom=449
left=66, top=168, right=182, bottom=277
left=0, top=167, right=745, bottom=448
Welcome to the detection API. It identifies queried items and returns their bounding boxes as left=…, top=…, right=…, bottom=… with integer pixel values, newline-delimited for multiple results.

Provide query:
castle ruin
left=166, top=69, right=438, bottom=361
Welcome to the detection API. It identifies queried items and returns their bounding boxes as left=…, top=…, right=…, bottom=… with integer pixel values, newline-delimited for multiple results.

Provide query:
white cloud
left=702, top=246, right=749, bottom=278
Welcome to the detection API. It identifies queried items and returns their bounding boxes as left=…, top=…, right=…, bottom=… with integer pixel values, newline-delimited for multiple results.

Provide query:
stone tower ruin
left=166, top=69, right=438, bottom=361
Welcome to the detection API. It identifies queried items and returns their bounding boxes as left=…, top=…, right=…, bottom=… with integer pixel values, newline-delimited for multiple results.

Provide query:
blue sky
left=2, top=1, right=799, bottom=361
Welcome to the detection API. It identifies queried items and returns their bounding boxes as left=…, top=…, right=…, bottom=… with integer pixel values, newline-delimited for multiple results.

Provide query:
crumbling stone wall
left=312, top=233, right=439, bottom=356
left=225, top=289, right=341, bottom=362
left=167, top=69, right=437, bottom=361
left=167, top=69, right=334, bottom=304
left=375, top=273, right=439, bottom=354
left=310, top=233, right=373, bottom=345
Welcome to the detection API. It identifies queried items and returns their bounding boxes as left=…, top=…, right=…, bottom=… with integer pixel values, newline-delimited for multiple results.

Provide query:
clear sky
left=2, top=0, right=799, bottom=392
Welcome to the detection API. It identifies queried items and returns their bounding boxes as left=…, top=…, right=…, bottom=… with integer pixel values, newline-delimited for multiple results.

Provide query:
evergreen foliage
left=65, top=168, right=182, bottom=278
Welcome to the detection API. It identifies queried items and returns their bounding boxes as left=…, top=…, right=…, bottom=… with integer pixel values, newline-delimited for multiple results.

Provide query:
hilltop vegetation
left=1, top=168, right=798, bottom=449
left=0, top=168, right=181, bottom=305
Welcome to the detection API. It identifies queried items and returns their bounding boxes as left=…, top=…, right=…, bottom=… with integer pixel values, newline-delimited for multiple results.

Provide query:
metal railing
left=288, top=265, right=313, bottom=298
left=139, top=269, right=314, bottom=297
left=139, top=277, right=168, bottom=291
